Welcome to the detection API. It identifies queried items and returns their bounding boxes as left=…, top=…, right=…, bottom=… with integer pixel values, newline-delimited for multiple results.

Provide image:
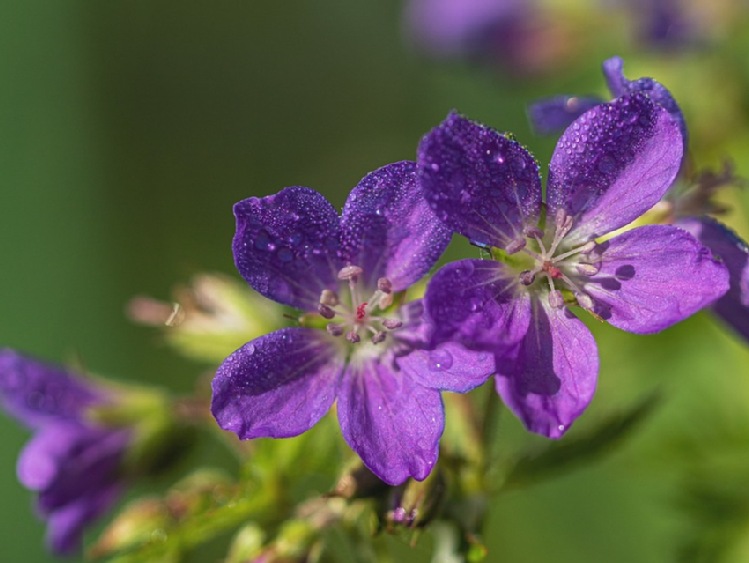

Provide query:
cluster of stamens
left=317, top=265, right=403, bottom=344
left=506, top=209, right=603, bottom=311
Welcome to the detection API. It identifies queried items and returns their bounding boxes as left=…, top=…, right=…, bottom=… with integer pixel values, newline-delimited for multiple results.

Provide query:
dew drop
left=557, top=424, right=565, bottom=432
left=428, top=349, right=453, bottom=371
left=468, top=297, right=483, bottom=313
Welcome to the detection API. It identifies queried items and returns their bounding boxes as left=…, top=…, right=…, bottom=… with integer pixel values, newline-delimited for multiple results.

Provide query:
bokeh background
left=2, top=1, right=749, bottom=561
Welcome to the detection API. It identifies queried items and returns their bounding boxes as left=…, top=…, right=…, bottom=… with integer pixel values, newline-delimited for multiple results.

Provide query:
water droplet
left=244, top=343, right=256, bottom=355
left=430, top=163, right=440, bottom=172
left=557, top=424, right=565, bottom=432
left=468, top=297, right=483, bottom=313
left=277, top=247, right=293, bottom=262
left=428, top=349, right=453, bottom=371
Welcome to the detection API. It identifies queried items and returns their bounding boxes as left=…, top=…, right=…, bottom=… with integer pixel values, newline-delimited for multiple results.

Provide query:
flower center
left=317, top=265, right=402, bottom=345
left=507, top=209, right=601, bottom=311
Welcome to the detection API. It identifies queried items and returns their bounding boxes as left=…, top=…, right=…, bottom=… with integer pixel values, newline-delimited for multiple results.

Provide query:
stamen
left=371, top=331, right=387, bottom=344
left=320, top=289, right=339, bottom=307
left=318, top=304, right=336, bottom=319
left=519, top=270, right=536, bottom=286
left=382, top=318, right=402, bottom=330
left=327, top=323, right=344, bottom=337
left=378, top=292, right=394, bottom=309
left=553, top=240, right=595, bottom=262
left=377, top=277, right=393, bottom=294
left=575, top=263, right=600, bottom=276
left=505, top=238, right=526, bottom=254
left=575, top=291, right=595, bottom=311
left=338, top=265, right=363, bottom=280
left=524, top=226, right=544, bottom=239
left=346, top=330, right=361, bottom=343
left=548, top=290, right=565, bottom=309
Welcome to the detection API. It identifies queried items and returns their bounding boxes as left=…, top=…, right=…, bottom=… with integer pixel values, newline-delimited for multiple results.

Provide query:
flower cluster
left=0, top=350, right=130, bottom=555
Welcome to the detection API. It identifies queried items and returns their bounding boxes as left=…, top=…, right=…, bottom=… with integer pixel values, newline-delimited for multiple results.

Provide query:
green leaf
left=501, top=393, right=660, bottom=490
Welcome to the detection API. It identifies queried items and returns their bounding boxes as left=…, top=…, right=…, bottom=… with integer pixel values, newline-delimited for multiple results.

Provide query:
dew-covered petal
left=425, top=259, right=531, bottom=351
left=527, top=95, right=604, bottom=135
left=398, top=342, right=495, bottom=393
left=418, top=112, right=542, bottom=248
left=44, top=483, right=122, bottom=555
left=678, top=217, right=749, bottom=341
left=495, top=298, right=598, bottom=439
left=340, top=161, right=451, bottom=291
left=0, top=350, right=101, bottom=428
left=211, top=328, right=342, bottom=439
left=582, top=225, right=729, bottom=333
left=547, top=93, right=683, bottom=241
left=337, top=358, right=443, bottom=485
left=233, top=187, right=342, bottom=311
left=603, top=56, right=687, bottom=145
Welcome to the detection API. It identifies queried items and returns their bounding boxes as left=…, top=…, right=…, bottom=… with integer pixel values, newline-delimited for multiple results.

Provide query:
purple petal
left=527, top=95, right=604, bottom=135
left=603, top=56, right=687, bottom=145
left=340, top=161, right=451, bottom=291
left=337, top=358, right=444, bottom=485
left=211, top=328, right=343, bottom=439
left=547, top=93, right=683, bottom=240
left=0, top=350, right=101, bottom=428
left=34, top=427, right=128, bottom=514
left=678, top=217, right=749, bottom=341
left=45, top=483, right=122, bottom=555
left=398, top=342, right=495, bottom=393
left=583, top=225, right=729, bottom=333
left=495, top=299, right=598, bottom=439
left=418, top=112, right=542, bottom=248
left=232, top=187, right=342, bottom=311
left=425, top=259, right=530, bottom=351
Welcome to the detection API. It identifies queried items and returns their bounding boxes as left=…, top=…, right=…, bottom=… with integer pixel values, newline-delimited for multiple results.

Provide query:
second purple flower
left=418, top=93, right=729, bottom=438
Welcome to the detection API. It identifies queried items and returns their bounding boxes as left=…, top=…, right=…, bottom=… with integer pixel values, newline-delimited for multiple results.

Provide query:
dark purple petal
left=211, top=328, right=343, bottom=439
left=337, top=358, right=444, bottom=485
left=418, top=112, right=542, bottom=248
left=398, top=342, right=494, bottom=393
left=495, top=298, right=598, bottom=438
left=527, top=95, right=604, bottom=135
left=340, top=161, right=451, bottom=291
left=603, top=56, right=687, bottom=145
left=232, top=187, right=343, bottom=311
left=45, top=484, right=122, bottom=555
left=0, top=350, right=101, bottom=428
left=547, top=93, right=683, bottom=240
left=425, top=259, right=531, bottom=351
left=34, top=426, right=128, bottom=514
left=583, top=225, right=729, bottom=333
left=678, top=217, right=749, bottom=341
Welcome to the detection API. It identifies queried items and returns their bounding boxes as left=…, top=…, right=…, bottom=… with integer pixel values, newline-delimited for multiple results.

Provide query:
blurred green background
left=2, top=1, right=749, bottom=561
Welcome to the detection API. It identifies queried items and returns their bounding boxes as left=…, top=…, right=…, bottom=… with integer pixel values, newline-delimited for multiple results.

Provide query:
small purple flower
left=418, top=95, right=729, bottom=438
left=0, top=350, right=130, bottom=555
left=211, top=161, right=493, bottom=485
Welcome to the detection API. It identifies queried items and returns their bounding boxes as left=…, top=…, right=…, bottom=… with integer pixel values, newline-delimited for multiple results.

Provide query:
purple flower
left=531, top=56, right=749, bottom=345
left=677, top=217, right=749, bottom=341
left=211, top=161, right=493, bottom=485
left=0, top=350, right=130, bottom=555
left=418, top=95, right=729, bottom=438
